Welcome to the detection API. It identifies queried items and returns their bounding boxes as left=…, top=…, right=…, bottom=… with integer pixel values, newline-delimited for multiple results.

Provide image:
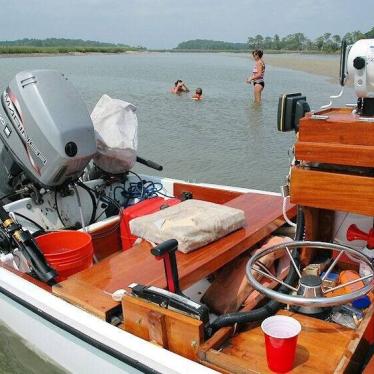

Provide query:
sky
left=1, top=0, right=374, bottom=49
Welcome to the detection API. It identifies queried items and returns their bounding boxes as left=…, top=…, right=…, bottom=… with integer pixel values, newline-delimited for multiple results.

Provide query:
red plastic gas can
left=120, top=197, right=180, bottom=250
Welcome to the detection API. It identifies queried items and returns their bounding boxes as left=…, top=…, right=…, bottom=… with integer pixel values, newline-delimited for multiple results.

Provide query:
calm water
left=0, top=52, right=356, bottom=371
left=0, top=323, right=66, bottom=373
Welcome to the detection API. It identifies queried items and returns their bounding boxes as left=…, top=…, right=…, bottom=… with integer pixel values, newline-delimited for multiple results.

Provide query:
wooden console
left=291, top=108, right=374, bottom=217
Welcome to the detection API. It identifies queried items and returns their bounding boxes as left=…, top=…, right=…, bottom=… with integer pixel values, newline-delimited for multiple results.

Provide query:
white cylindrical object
left=347, top=39, right=374, bottom=98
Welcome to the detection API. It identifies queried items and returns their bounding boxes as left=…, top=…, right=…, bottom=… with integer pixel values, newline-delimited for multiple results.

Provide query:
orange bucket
left=35, top=231, right=93, bottom=282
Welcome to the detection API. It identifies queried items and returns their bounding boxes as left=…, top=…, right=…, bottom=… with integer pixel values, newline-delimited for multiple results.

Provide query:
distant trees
left=247, top=32, right=340, bottom=52
left=176, top=39, right=247, bottom=50
left=245, top=28, right=374, bottom=52
left=366, top=27, right=374, bottom=38
left=0, top=38, right=145, bottom=54
left=0, top=38, right=131, bottom=47
left=176, top=27, right=374, bottom=53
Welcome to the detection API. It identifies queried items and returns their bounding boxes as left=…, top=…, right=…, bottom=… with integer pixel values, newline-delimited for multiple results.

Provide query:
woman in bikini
left=246, top=49, right=265, bottom=103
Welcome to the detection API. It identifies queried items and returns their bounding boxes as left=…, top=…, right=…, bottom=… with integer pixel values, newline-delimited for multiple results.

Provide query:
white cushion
left=129, top=199, right=246, bottom=253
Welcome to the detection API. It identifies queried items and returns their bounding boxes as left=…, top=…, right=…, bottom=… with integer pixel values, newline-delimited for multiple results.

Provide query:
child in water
left=192, top=87, right=203, bottom=100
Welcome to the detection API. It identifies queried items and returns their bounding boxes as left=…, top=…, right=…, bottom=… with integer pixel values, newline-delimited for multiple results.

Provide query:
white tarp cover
left=130, top=199, right=246, bottom=253
left=91, top=94, right=138, bottom=174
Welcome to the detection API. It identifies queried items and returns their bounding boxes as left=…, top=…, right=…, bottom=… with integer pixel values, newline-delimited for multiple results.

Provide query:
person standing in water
left=246, top=49, right=265, bottom=103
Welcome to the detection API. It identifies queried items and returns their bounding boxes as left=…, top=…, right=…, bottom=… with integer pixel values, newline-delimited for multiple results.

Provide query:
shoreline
left=264, top=54, right=339, bottom=81
left=0, top=50, right=340, bottom=80
left=0, top=50, right=148, bottom=59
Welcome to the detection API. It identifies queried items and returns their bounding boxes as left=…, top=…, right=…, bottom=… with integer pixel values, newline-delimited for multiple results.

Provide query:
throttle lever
left=151, top=239, right=181, bottom=294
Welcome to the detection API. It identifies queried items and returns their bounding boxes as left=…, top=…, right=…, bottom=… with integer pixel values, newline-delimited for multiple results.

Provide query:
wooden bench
left=53, top=192, right=295, bottom=320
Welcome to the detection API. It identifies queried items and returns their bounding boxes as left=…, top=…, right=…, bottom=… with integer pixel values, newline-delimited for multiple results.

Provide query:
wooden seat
left=53, top=192, right=295, bottom=319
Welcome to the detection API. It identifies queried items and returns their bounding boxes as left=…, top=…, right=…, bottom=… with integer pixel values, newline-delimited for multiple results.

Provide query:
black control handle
left=151, top=239, right=178, bottom=257
left=136, top=156, right=163, bottom=171
left=151, top=239, right=181, bottom=294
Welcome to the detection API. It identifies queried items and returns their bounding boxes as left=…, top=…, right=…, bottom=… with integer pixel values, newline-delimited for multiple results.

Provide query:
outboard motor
left=0, top=70, right=96, bottom=195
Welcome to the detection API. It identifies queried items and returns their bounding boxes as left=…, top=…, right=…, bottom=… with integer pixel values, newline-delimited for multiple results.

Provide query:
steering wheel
left=246, top=241, right=374, bottom=308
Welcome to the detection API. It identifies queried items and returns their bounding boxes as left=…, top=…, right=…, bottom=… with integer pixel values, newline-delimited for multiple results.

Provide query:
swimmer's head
left=252, top=49, right=263, bottom=59
left=175, top=79, right=183, bottom=86
left=195, top=88, right=202, bottom=95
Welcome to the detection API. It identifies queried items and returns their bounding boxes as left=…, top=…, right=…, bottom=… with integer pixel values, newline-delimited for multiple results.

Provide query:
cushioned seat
left=130, top=199, right=246, bottom=253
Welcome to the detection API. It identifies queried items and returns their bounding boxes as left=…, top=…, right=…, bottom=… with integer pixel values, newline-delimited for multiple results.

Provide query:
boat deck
left=198, top=308, right=374, bottom=373
left=52, top=191, right=295, bottom=320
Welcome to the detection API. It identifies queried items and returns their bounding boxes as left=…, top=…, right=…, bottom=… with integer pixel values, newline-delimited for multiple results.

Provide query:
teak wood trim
left=295, top=142, right=374, bottom=168
left=147, top=311, right=168, bottom=348
left=204, top=350, right=258, bottom=374
left=173, top=182, right=243, bottom=204
left=363, top=355, right=374, bottom=374
left=52, top=280, right=121, bottom=321
left=290, top=167, right=374, bottom=216
left=122, top=295, right=203, bottom=360
left=299, top=112, right=374, bottom=145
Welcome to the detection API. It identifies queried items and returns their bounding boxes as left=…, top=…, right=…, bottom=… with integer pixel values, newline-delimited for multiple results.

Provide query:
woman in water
left=246, top=49, right=265, bottom=103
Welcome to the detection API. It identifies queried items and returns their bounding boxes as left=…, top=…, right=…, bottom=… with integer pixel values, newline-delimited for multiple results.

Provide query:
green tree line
left=176, top=27, right=374, bottom=52
left=0, top=38, right=145, bottom=54
left=176, top=39, right=247, bottom=50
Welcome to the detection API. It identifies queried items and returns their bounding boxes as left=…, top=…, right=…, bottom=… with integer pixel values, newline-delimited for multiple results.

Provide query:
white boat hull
left=0, top=267, right=217, bottom=373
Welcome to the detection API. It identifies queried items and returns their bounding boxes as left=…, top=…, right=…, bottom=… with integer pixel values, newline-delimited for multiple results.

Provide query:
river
left=0, top=52, right=356, bottom=372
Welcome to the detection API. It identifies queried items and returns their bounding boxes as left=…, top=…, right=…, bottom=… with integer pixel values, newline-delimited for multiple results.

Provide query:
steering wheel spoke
left=285, top=245, right=302, bottom=279
left=246, top=241, right=374, bottom=307
left=321, top=250, right=345, bottom=281
left=322, top=273, right=374, bottom=295
left=251, top=265, right=298, bottom=292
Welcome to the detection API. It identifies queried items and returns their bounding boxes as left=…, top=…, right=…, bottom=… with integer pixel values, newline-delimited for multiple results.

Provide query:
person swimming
left=192, top=87, right=203, bottom=100
left=246, top=49, right=265, bottom=103
left=171, top=80, right=189, bottom=94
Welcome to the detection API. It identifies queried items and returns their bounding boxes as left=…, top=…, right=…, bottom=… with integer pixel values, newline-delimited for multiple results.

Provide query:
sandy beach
left=264, top=53, right=340, bottom=81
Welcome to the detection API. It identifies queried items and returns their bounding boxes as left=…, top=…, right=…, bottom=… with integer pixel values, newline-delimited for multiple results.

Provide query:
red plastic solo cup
left=261, top=315, right=301, bottom=373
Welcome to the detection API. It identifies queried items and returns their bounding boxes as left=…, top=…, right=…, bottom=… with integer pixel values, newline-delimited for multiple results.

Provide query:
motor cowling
left=0, top=69, right=96, bottom=189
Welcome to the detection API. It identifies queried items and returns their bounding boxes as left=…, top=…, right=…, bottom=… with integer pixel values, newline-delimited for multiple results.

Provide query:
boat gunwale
left=0, top=266, right=218, bottom=373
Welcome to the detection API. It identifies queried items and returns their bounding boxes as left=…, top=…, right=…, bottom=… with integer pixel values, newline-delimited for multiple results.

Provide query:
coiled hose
left=207, top=206, right=305, bottom=336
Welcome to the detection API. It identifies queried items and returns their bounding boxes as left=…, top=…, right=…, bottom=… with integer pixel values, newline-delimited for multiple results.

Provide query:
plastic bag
left=91, top=94, right=138, bottom=174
